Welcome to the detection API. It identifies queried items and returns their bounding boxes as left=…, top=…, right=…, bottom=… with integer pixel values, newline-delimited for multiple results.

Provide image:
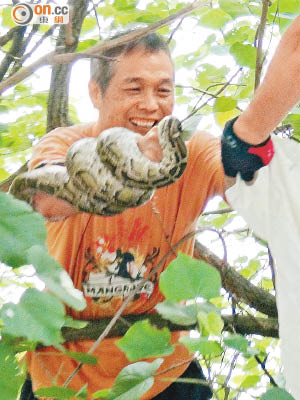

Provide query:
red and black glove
left=221, top=117, right=274, bottom=182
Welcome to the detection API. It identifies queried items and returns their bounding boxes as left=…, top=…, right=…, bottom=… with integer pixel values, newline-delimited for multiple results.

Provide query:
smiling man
left=22, top=33, right=219, bottom=400
left=18, top=16, right=300, bottom=400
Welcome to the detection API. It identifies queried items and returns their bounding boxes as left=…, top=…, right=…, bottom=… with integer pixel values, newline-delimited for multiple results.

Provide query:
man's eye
left=127, top=88, right=140, bottom=92
left=159, top=88, right=172, bottom=94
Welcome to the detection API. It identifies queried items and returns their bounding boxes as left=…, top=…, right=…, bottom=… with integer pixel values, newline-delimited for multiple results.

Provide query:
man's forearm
left=32, top=191, right=79, bottom=221
left=234, top=15, right=300, bottom=144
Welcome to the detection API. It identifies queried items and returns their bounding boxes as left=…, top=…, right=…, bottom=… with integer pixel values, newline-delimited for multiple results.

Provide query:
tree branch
left=0, top=0, right=209, bottom=94
left=57, top=314, right=278, bottom=346
left=20, top=26, right=55, bottom=66
left=0, top=162, right=28, bottom=192
left=47, top=0, right=88, bottom=131
left=0, top=26, right=20, bottom=47
left=194, top=240, right=277, bottom=317
left=0, top=26, right=27, bottom=82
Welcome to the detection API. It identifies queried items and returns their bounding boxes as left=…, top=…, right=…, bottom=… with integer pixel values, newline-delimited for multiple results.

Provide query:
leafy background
left=0, top=0, right=300, bottom=399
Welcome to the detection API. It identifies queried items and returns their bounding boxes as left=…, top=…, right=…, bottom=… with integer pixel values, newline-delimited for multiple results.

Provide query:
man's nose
left=138, top=90, right=159, bottom=112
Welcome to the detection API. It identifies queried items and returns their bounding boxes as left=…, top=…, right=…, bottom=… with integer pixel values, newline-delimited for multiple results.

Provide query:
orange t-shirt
left=27, top=122, right=224, bottom=399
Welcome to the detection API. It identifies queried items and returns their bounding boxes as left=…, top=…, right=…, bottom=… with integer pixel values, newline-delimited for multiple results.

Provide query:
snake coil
left=10, top=116, right=188, bottom=216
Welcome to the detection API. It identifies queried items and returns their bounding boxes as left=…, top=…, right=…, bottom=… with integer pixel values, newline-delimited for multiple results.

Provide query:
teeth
left=130, top=119, right=156, bottom=128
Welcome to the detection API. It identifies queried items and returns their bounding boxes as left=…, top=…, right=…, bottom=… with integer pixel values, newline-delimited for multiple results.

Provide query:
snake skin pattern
left=9, top=116, right=188, bottom=216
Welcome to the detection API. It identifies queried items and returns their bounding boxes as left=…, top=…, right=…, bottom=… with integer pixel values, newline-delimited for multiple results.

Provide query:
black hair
left=90, top=30, right=172, bottom=93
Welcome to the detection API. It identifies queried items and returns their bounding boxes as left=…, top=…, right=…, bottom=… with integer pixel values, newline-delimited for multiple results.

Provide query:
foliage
left=0, top=0, right=299, bottom=399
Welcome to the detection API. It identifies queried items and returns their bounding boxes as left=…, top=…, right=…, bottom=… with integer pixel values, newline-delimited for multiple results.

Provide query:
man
left=18, top=15, right=300, bottom=399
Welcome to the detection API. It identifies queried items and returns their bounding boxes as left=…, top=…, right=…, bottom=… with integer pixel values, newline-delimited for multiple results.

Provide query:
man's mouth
left=130, top=118, right=158, bottom=129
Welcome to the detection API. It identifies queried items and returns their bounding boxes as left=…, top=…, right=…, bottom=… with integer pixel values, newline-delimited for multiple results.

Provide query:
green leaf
left=196, top=64, right=229, bottom=88
left=64, top=351, right=98, bottom=365
left=0, top=193, right=46, bottom=268
left=1, top=288, right=65, bottom=345
left=261, top=388, right=295, bottom=400
left=116, top=320, right=174, bottom=361
left=210, top=45, right=229, bottom=56
left=2, top=7, right=16, bottom=28
left=240, top=374, right=260, bottom=389
left=63, top=316, right=88, bottom=329
left=225, top=25, right=256, bottom=46
left=198, top=311, right=224, bottom=335
left=180, top=337, right=223, bottom=356
left=159, top=253, right=221, bottom=301
left=93, top=388, right=111, bottom=399
left=224, top=334, right=249, bottom=352
left=230, top=42, right=257, bottom=69
left=114, top=0, right=137, bottom=11
left=35, top=386, right=77, bottom=399
left=77, top=39, right=98, bottom=52
left=0, top=123, right=9, bottom=133
left=102, top=359, right=163, bottom=400
left=214, top=108, right=240, bottom=128
left=155, top=300, right=198, bottom=326
left=199, top=8, right=232, bottom=29
left=0, top=342, right=24, bottom=400
left=219, top=0, right=250, bottom=18
left=81, top=16, right=97, bottom=34
left=214, top=96, right=237, bottom=112
left=27, top=245, right=86, bottom=311
left=269, top=0, right=300, bottom=14
left=243, top=347, right=260, bottom=357
left=180, top=115, right=202, bottom=141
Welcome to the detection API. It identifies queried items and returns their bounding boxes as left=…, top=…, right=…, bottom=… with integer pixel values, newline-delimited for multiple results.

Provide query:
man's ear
left=88, top=79, right=103, bottom=109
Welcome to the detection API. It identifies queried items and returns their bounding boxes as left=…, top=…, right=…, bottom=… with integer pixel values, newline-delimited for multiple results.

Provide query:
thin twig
left=181, top=67, right=243, bottom=123
left=167, top=16, right=185, bottom=44
left=155, top=356, right=195, bottom=377
left=254, top=0, right=270, bottom=89
left=19, top=26, right=56, bottom=65
left=255, top=354, right=278, bottom=387
left=91, top=0, right=102, bottom=39
left=268, top=247, right=276, bottom=290
left=63, top=226, right=229, bottom=387
left=201, top=207, right=233, bottom=216
left=151, top=196, right=177, bottom=257
left=176, top=84, right=218, bottom=97
left=223, top=353, right=239, bottom=400
left=62, top=227, right=205, bottom=387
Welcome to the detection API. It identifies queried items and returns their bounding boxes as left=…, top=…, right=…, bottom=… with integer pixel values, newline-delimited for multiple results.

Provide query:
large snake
left=9, top=116, right=189, bottom=216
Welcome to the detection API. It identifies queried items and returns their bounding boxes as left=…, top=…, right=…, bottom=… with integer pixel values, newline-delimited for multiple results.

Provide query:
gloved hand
left=221, top=117, right=274, bottom=181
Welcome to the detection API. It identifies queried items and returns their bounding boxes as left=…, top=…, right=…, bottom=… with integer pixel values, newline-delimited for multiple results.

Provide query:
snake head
left=157, top=116, right=182, bottom=141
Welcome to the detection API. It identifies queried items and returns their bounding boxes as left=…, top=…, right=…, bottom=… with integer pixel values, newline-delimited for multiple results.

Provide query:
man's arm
left=222, top=15, right=300, bottom=189
left=234, top=15, right=300, bottom=144
left=32, top=127, right=162, bottom=220
left=32, top=192, right=78, bottom=221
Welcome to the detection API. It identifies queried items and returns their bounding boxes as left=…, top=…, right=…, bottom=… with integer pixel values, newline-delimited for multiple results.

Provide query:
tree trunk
left=47, top=0, right=89, bottom=131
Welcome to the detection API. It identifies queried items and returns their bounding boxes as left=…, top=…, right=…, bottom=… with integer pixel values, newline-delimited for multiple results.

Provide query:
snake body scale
left=10, top=116, right=188, bottom=216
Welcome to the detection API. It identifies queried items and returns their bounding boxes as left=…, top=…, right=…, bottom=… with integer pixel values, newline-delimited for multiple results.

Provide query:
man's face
left=90, top=47, right=175, bottom=135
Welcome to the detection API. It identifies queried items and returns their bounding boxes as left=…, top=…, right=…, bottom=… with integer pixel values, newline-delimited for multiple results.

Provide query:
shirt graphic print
left=81, top=217, right=160, bottom=307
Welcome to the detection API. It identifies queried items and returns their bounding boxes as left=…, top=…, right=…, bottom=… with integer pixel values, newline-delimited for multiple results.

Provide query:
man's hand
left=33, top=191, right=78, bottom=221
left=32, top=125, right=163, bottom=221
left=137, top=125, right=163, bottom=162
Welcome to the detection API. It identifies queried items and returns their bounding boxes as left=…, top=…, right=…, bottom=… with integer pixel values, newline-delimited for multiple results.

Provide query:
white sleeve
left=226, top=136, right=300, bottom=399
left=226, top=136, right=300, bottom=241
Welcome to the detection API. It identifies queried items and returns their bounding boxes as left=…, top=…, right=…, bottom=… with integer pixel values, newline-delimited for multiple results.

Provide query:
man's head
left=89, top=32, right=175, bottom=135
